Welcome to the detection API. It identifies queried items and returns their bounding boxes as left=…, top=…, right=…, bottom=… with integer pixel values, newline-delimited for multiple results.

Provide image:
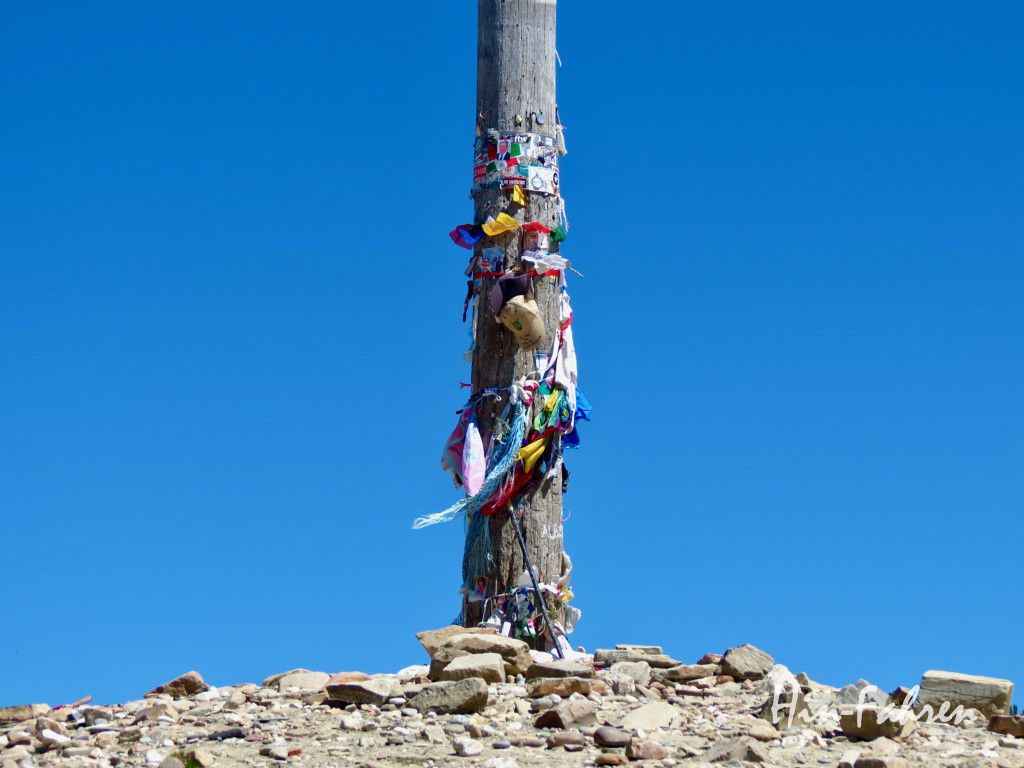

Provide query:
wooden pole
left=463, top=0, right=564, bottom=628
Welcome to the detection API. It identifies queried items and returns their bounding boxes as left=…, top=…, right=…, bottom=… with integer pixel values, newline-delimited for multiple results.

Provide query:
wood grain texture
left=464, top=0, right=564, bottom=628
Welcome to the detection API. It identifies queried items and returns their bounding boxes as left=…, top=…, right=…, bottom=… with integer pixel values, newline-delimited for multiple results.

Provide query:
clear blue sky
left=2, top=2, right=1021, bottom=707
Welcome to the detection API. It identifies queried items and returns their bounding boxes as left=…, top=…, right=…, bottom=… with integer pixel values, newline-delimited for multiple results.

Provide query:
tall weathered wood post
left=463, top=0, right=564, bottom=627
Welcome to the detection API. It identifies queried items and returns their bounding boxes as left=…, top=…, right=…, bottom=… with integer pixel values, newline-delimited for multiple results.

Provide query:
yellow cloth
left=517, top=434, right=552, bottom=475
left=511, top=186, right=526, bottom=206
left=482, top=212, right=520, bottom=236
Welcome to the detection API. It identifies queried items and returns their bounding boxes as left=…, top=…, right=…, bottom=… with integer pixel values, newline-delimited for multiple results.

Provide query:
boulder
left=614, top=644, right=663, bottom=654
left=533, top=698, right=598, bottom=729
left=416, top=626, right=497, bottom=658
left=609, top=661, right=652, bottom=687
left=432, top=633, right=532, bottom=677
left=661, top=663, right=719, bottom=682
left=0, top=704, right=50, bottom=724
left=594, top=649, right=679, bottom=669
left=595, top=755, right=628, bottom=766
left=325, top=676, right=396, bottom=706
left=527, top=677, right=604, bottom=698
left=620, top=701, right=678, bottom=731
left=704, top=736, right=769, bottom=763
left=526, top=659, right=594, bottom=679
left=147, top=671, right=209, bottom=698
left=989, top=715, right=1024, bottom=738
left=840, top=706, right=917, bottom=741
left=408, top=678, right=488, bottom=714
left=720, top=645, right=774, bottom=681
left=917, top=670, right=1013, bottom=719
left=325, top=671, right=370, bottom=687
left=453, top=736, right=483, bottom=756
left=626, top=739, right=669, bottom=760
left=854, top=758, right=908, bottom=768
left=439, top=652, right=505, bottom=684
left=272, top=671, right=330, bottom=692
left=836, top=680, right=889, bottom=708
left=593, top=726, right=631, bottom=748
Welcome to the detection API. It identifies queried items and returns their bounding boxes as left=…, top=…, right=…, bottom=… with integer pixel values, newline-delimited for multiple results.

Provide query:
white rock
left=453, top=735, right=483, bottom=756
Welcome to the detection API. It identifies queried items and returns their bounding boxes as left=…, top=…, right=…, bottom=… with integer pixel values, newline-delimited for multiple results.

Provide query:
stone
left=416, top=626, right=497, bottom=657
left=134, top=703, right=180, bottom=723
left=917, top=670, right=1013, bottom=719
left=325, top=671, right=370, bottom=687
left=439, top=652, right=505, bottom=684
left=594, top=649, right=679, bottom=669
left=0, top=704, right=49, bottom=724
left=433, top=634, right=533, bottom=676
left=326, top=676, right=396, bottom=706
left=989, top=715, right=1024, bottom=738
left=594, top=726, right=632, bottom=748
left=526, top=677, right=604, bottom=698
left=747, top=721, right=779, bottom=741
left=836, top=680, right=890, bottom=708
left=273, top=671, right=330, bottom=692
left=620, top=701, right=678, bottom=731
left=595, top=755, right=628, bottom=766
left=158, top=758, right=185, bottom=768
left=615, top=644, right=663, bottom=654
left=610, top=661, right=652, bottom=687
left=546, top=730, right=585, bottom=748
left=698, top=653, right=723, bottom=665
left=147, top=671, right=209, bottom=698
left=38, top=728, right=71, bottom=747
left=452, top=736, right=483, bottom=756
left=704, top=736, right=769, bottom=762
left=720, top=645, right=774, bottom=681
left=838, top=749, right=861, bottom=768
left=854, top=758, right=907, bottom=768
left=661, top=663, right=719, bottom=682
left=408, top=678, right=489, bottom=714
left=525, top=659, right=595, bottom=679
left=626, top=739, right=669, bottom=760
left=190, top=749, right=216, bottom=768
left=534, top=698, right=597, bottom=729
left=840, top=706, right=916, bottom=741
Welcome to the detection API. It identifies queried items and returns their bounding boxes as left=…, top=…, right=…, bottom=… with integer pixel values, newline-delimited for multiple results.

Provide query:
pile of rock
left=0, top=634, right=1019, bottom=768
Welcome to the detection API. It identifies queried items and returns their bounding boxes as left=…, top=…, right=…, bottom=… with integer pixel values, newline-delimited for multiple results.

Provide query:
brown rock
left=704, top=736, right=769, bottom=763
left=325, top=671, right=371, bottom=687
left=526, top=659, right=595, bottom=679
left=989, top=715, right=1024, bottom=738
left=0, top=704, right=50, bottom=724
left=527, top=677, right=605, bottom=698
left=326, top=677, right=396, bottom=706
left=438, top=652, right=505, bottom=684
left=415, top=626, right=497, bottom=658
left=534, top=699, right=598, bottom=729
left=547, top=730, right=585, bottom=748
left=917, top=670, right=1013, bottom=719
left=431, top=634, right=533, bottom=677
left=594, top=726, right=631, bottom=748
left=626, top=739, right=669, bottom=760
left=698, top=653, right=723, bottom=665
left=407, top=678, right=489, bottom=714
left=660, top=663, right=720, bottom=682
left=854, top=758, right=908, bottom=768
left=595, top=754, right=628, bottom=766
left=147, top=671, right=209, bottom=698
left=594, top=649, right=679, bottom=669
left=840, top=706, right=916, bottom=742
left=720, top=645, right=774, bottom=681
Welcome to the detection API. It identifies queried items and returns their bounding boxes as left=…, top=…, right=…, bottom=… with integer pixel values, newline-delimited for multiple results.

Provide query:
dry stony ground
left=2, top=632, right=1022, bottom=768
